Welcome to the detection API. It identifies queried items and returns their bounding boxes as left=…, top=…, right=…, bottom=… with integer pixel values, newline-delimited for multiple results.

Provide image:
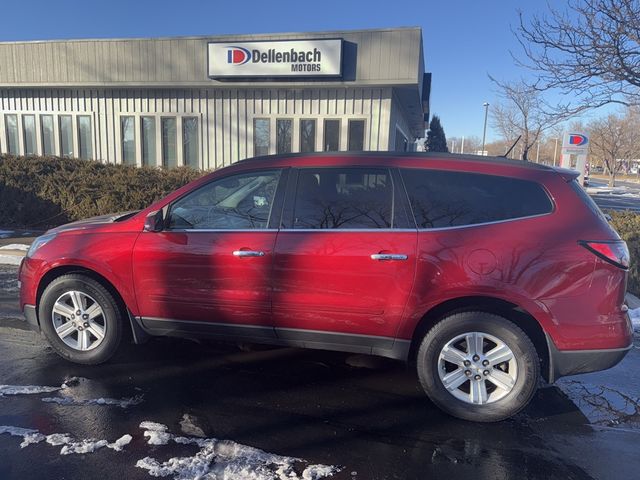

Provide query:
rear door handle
left=370, top=253, right=408, bottom=261
left=233, top=250, right=265, bottom=257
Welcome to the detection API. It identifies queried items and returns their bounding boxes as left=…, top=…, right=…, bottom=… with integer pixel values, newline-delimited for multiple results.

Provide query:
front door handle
left=233, top=250, right=265, bottom=257
left=370, top=253, right=408, bottom=261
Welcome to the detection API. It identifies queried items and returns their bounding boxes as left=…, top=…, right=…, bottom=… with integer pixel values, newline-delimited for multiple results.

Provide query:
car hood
left=47, top=211, right=140, bottom=234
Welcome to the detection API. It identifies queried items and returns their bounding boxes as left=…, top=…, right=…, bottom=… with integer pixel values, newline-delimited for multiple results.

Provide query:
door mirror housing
left=143, top=210, right=165, bottom=232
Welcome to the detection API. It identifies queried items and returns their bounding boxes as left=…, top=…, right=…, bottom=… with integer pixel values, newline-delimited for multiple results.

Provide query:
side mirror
left=143, top=210, right=165, bottom=232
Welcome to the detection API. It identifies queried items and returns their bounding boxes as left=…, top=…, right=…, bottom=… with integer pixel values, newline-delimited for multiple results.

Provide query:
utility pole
left=553, top=137, right=559, bottom=166
left=536, top=141, right=540, bottom=163
left=461, top=136, right=465, bottom=154
left=481, top=102, right=490, bottom=155
left=450, top=139, right=456, bottom=153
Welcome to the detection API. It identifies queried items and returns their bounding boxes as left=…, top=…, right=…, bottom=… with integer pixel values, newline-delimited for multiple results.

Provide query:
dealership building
left=0, top=27, right=429, bottom=169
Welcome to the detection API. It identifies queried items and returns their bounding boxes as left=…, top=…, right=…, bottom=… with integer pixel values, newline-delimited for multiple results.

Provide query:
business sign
left=561, top=132, right=589, bottom=155
left=208, top=39, right=343, bottom=78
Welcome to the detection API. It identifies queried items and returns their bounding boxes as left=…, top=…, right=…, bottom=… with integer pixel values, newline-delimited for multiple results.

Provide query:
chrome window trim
left=166, top=228, right=279, bottom=233
left=278, top=228, right=417, bottom=233
left=415, top=211, right=554, bottom=232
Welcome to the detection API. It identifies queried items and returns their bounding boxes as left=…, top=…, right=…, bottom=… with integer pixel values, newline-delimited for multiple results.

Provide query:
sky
left=0, top=0, right=581, bottom=142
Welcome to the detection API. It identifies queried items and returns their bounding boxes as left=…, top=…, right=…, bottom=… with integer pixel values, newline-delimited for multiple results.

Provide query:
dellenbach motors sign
left=208, top=39, right=343, bottom=78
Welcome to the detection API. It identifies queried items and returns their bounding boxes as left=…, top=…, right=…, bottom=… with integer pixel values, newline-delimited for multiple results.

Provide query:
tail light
left=579, top=240, right=630, bottom=269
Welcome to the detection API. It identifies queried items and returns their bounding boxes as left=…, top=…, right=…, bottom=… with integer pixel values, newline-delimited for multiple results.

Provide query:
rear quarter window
left=401, top=169, right=553, bottom=229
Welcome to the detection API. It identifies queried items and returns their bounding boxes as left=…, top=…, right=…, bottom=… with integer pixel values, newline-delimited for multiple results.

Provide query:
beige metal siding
left=0, top=86, right=392, bottom=168
left=0, top=28, right=422, bottom=87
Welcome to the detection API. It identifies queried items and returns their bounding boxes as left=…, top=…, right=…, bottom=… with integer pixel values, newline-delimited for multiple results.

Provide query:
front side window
left=59, top=115, right=73, bottom=158
left=41, top=115, right=54, bottom=155
left=169, top=170, right=281, bottom=230
left=77, top=116, right=92, bottom=160
left=401, top=169, right=553, bottom=228
left=323, top=119, right=340, bottom=151
left=183, top=117, right=199, bottom=168
left=161, top=117, right=177, bottom=168
left=300, top=119, right=316, bottom=153
left=276, top=119, right=292, bottom=154
left=253, top=118, right=270, bottom=156
left=121, top=116, right=136, bottom=165
left=293, top=168, right=392, bottom=229
left=4, top=114, right=18, bottom=155
left=22, top=115, right=36, bottom=156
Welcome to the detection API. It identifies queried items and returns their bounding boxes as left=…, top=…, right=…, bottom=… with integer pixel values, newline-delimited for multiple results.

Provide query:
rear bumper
left=546, top=333, right=632, bottom=383
left=23, top=304, right=40, bottom=332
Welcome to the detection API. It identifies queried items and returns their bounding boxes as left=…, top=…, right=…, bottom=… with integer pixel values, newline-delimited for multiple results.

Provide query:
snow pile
left=41, top=395, right=144, bottom=408
left=179, top=414, right=206, bottom=438
left=0, top=425, right=132, bottom=455
left=0, top=384, right=61, bottom=397
left=0, top=230, right=15, bottom=239
left=0, top=244, right=30, bottom=251
left=136, top=421, right=340, bottom=480
left=629, top=307, right=640, bottom=330
left=0, top=254, right=23, bottom=265
left=0, top=377, right=81, bottom=397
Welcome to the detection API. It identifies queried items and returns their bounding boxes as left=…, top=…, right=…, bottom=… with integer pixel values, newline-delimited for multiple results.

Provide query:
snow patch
left=0, top=254, right=23, bottom=265
left=140, top=421, right=172, bottom=446
left=0, top=230, right=15, bottom=238
left=0, top=244, right=29, bottom=251
left=179, top=414, right=206, bottom=438
left=136, top=421, right=339, bottom=480
left=0, top=425, right=132, bottom=455
left=629, top=307, right=640, bottom=329
left=0, top=384, right=61, bottom=397
left=41, top=395, right=144, bottom=408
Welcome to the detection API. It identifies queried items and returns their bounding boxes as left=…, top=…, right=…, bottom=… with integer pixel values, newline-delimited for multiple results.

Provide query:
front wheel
left=416, top=311, right=540, bottom=422
left=39, top=274, right=123, bottom=365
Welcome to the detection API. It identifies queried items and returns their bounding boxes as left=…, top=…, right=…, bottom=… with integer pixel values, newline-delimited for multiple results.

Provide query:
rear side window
left=401, top=169, right=553, bottom=228
left=292, top=168, right=393, bottom=229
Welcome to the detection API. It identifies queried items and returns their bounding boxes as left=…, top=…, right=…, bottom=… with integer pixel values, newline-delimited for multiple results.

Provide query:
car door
left=271, top=166, right=418, bottom=357
left=132, top=168, right=286, bottom=340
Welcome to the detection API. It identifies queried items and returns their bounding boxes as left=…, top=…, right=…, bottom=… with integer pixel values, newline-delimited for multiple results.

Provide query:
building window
left=121, top=116, right=136, bottom=165
left=253, top=118, right=270, bottom=156
left=41, top=115, right=54, bottom=156
left=276, top=119, right=292, bottom=154
left=182, top=117, right=199, bottom=168
left=323, top=119, right=340, bottom=151
left=77, top=116, right=92, bottom=160
left=299, top=119, right=316, bottom=153
left=348, top=120, right=365, bottom=151
left=22, top=115, right=36, bottom=156
left=5, top=114, right=18, bottom=155
left=59, top=115, right=73, bottom=158
left=395, top=128, right=408, bottom=152
left=141, top=117, right=156, bottom=167
left=161, top=117, right=177, bottom=168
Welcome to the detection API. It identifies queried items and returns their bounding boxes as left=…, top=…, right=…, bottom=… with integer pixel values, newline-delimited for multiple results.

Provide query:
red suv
left=18, top=153, right=633, bottom=422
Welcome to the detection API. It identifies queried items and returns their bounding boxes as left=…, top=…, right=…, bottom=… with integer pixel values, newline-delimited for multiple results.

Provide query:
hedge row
left=608, top=210, right=640, bottom=297
left=0, top=155, right=204, bottom=228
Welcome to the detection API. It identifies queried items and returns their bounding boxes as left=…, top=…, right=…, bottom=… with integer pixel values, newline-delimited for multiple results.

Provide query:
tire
left=39, top=274, right=123, bottom=365
left=416, top=311, right=539, bottom=422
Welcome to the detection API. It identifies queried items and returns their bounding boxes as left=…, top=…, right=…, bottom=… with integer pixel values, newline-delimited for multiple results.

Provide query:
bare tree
left=588, top=109, right=640, bottom=186
left=516, top=0, right=640, bottom=113
left=490, top=78, right=566, bottom=161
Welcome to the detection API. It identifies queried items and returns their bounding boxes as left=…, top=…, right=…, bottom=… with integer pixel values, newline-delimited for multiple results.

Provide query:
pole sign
left=560, top=132, right=589, bottom=184
left=561, top=132, right=589, bottom=155
left=208, top=39, right=343, bottom=78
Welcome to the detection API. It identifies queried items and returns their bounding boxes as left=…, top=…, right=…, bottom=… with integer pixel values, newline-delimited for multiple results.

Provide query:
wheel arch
left=408, top=296, right=550, bottom=382
left=36, top=265, right=145, bottom=343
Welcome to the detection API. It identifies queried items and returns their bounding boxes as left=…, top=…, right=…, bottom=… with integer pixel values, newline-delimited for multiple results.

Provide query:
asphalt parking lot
left=0, top=264, right=639, bottom=480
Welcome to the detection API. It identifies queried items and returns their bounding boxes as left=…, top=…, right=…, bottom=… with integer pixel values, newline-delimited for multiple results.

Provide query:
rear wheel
left=416, top=311, right=539, bottom=422
left=39, top=274, right=123, bottom=365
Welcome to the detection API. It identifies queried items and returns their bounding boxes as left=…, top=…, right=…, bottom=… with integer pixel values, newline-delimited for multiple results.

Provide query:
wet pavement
left=1, top=264, right=639, bottom=480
